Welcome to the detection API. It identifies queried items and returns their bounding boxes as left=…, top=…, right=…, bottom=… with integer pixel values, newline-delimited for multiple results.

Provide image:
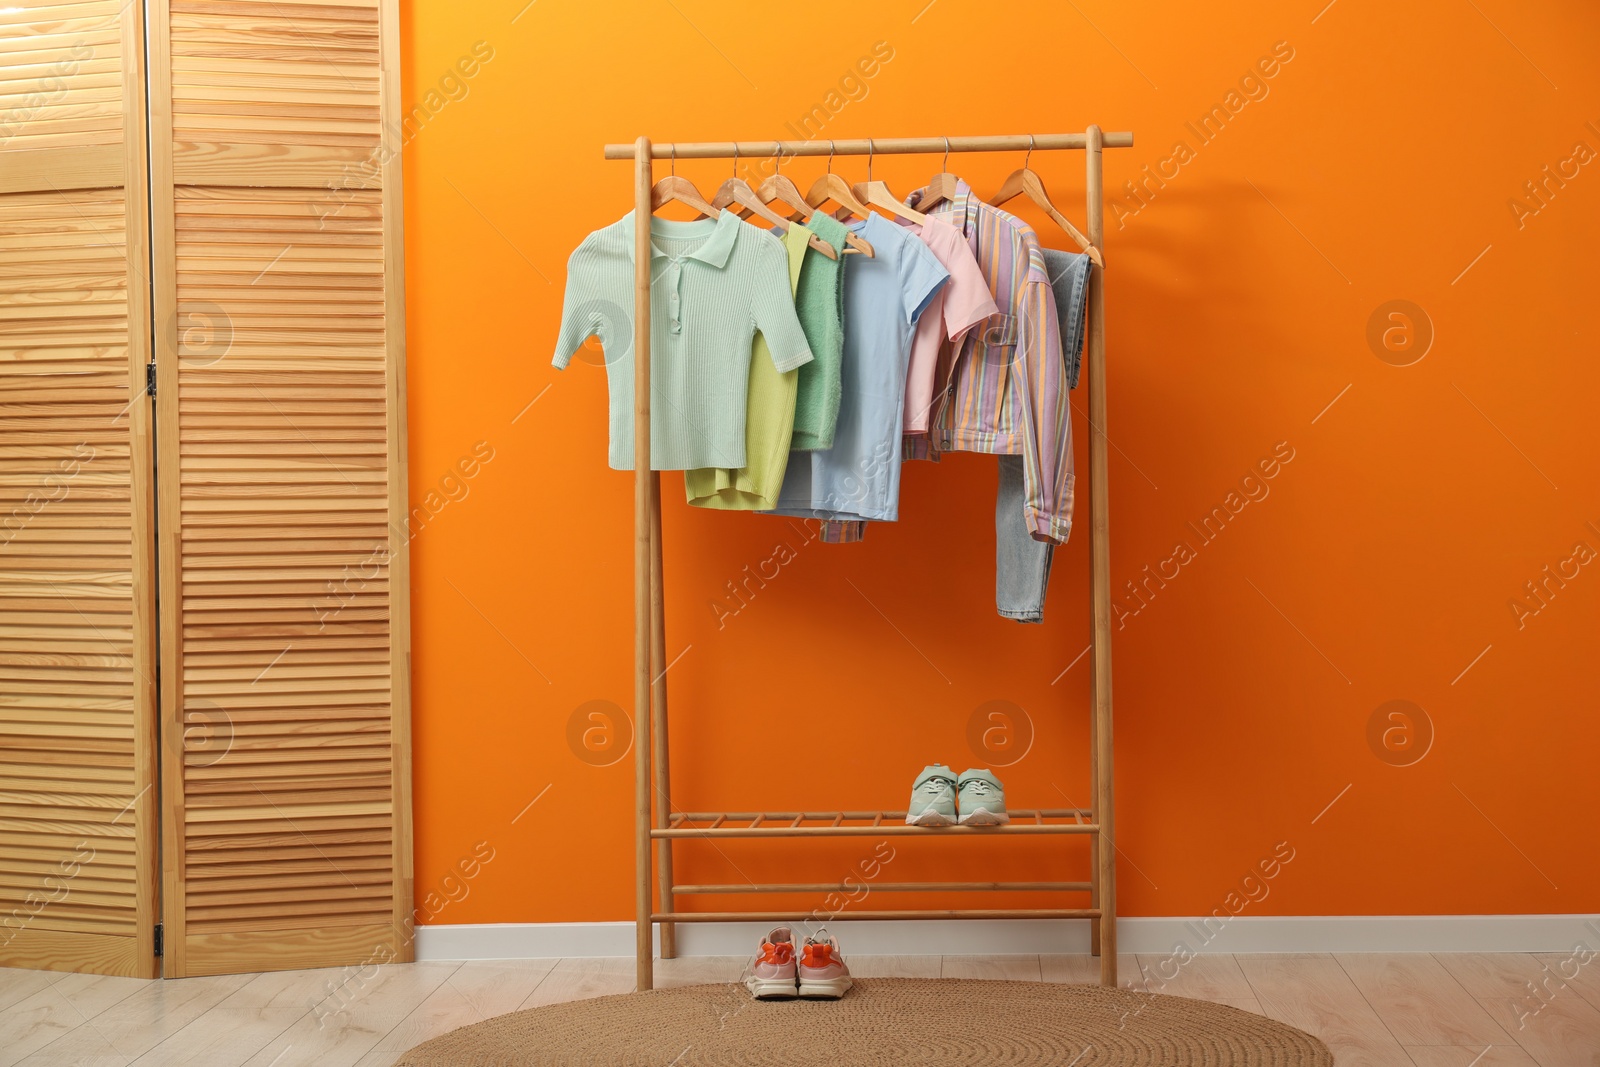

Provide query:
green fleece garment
left=788, top=212, right=848, bottom=450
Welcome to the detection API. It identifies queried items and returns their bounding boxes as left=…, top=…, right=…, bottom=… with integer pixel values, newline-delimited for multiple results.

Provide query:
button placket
left=668, top=260, right=683, bottom=333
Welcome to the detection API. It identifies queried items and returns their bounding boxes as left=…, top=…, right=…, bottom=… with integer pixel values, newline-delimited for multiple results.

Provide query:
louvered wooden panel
left=0, top=0, right=127, bottom=193
left=167, top=0, right=383, bottom=187
left=149, top=0, right=410, bottom=977
left=0, top=0, right=157, bottom=977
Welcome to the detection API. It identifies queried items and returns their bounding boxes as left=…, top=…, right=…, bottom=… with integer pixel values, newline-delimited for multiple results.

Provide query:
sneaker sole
left=905, top=809, right=956, bottom=827
left=745, top=977, right=798, bottom=1000
left=798, top=976, right=853, bottom=999
left=958, top=807, right=1010, bottom=826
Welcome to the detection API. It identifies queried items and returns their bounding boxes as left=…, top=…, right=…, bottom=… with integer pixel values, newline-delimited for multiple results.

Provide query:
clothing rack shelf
left=675, top=882, right=1093, bottom=893
left=608, top=129, right=1133, bottom=991
left=658, top=808, right=1096, bottom=837
left=652, top=910, right=1103, bottom=923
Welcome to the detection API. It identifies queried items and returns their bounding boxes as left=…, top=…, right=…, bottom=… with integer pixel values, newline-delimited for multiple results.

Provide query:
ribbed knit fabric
left=683, top=224, right=811, bottom=509
left=553, top=210, right=813, bottom=471
left=787, top=212, right=848, bottom=450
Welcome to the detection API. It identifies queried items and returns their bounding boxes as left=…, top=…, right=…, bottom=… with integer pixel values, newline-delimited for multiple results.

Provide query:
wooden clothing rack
left=601, top=129, right=1135, bottom=990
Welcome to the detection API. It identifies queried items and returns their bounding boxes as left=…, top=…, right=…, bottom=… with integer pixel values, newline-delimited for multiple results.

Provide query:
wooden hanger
left=753, top=162, right=811, bottom=221
left=710, top=150, right=837, bottom=260
left=800, top=144, right=875, bottom=255
left=989, top=135, right=1103, bottom=267
left=748, top=148, right=872, bottom=256
left=916, top=137, right=964, bottom=211
left=649, top=145, right=718, bottom=217
left=804, top=142, right=871, bottom=220
left=716, top=178, right=838, bottom=261
left=800, top=142, right=875, bottom=257
left=850, top=139, right=927, bottom=225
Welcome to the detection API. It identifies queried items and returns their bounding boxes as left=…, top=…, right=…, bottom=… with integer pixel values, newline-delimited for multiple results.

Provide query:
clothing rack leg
left=1088, top=704, right=1101, bottom=958
left=649, top=472, right=676, bottom=959
left=1084, top=125, right=1117, bottom=988
left=1084, top=128, right=1102, bottom=965
left=632, top=135, right=655, bottom=992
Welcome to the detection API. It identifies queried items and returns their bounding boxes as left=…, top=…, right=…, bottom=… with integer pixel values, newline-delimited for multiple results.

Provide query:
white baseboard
left=416, top=914, right=1600, bottom=961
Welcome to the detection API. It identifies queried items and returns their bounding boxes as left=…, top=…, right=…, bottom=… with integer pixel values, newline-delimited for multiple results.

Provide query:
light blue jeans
left=996, top=249, right=1087, bottom=623
left=996, top=454, right=1053, bottom=623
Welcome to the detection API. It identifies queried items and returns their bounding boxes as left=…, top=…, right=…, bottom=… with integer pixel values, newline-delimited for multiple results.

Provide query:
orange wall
left=398, top=0, right=1600, bottom=927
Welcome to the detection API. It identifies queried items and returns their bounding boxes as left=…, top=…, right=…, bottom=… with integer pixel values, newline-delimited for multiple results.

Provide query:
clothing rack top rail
left=612, top=129, right=1131, bottom=992
left=602, top=133, right=1134, bottom=159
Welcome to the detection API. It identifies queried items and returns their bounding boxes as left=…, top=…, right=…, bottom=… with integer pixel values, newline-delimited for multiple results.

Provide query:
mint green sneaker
left=957, top=768, right=1010, bottom=826
left=906, top=764, right=957, bottom=826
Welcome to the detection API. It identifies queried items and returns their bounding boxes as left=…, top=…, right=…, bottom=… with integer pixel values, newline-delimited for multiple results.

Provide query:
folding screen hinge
left=145, top=361, right=157, bottom=399
left=153, top=922, right=163, bottom=957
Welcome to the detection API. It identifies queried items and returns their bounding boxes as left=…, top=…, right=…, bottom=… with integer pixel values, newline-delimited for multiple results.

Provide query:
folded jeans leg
left=995, top=454, right=1053, bottom=623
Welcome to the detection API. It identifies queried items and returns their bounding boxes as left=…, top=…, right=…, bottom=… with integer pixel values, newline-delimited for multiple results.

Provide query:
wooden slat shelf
left=671, top=809, right=1090, bottom=823
left=653, top=909, right=1102, bottom=923
left=675, top=882, right=1093, bottom=894
left=657, top=824, right=1099, bottom=839
left=658, top=808, right=1093, bottom=839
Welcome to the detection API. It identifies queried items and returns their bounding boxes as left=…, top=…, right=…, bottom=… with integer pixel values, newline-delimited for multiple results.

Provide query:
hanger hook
left=773, top=141, right=782, bottom=176
left=1025, top=134, right=1035, bottom=170
left=670, top=143, right=676, bottom=177
left=827, top=140, right=835, bottom=174
left=867, top=138, right=874, bottom=182
left=942, top=136, right=950, bottom=173
left=731, top=142, right=738, bottom=176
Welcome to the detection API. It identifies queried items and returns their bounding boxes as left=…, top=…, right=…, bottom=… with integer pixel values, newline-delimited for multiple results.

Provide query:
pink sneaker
left=744, top=925, right=799, bottom=999
left=798, top=929, right=853, bottom=999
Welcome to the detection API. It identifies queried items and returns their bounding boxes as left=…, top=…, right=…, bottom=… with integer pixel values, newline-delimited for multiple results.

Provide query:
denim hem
left=996, top=608, right=1045, bottom=624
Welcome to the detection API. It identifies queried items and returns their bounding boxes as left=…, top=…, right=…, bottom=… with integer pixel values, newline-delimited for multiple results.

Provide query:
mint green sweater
left=788, top=212, right=848, bottom=450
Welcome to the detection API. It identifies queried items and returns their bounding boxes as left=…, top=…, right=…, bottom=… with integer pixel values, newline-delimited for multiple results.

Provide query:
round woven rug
left=391, top=978, right=1333, bottom=1066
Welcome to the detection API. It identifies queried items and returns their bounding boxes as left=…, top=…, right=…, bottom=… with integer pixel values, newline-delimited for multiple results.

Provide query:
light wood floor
left=1, top=952, right=1596, bottom=1066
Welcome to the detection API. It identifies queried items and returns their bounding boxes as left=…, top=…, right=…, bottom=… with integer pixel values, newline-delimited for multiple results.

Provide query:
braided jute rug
left=391, top=978, right=1334, bottom=1066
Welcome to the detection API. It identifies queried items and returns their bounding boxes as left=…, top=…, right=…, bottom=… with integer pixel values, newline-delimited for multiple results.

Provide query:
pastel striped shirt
left=906, top=180, right=1073, bottom=545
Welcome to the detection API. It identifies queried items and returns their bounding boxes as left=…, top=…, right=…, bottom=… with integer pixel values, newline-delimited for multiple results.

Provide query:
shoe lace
left=965, top=780, right=994, bottom=798
left=759, top=941, right=793, bottom=966
left=919, top=777, right=954, bottom=796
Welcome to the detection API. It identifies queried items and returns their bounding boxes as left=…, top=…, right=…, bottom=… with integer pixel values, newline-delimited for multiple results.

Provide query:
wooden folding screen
left=0, top=0, right=160, bottom=977
left=146, top=0, right=411, bottom=976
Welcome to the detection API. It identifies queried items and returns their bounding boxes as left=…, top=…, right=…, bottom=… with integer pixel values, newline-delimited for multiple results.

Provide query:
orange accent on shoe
left=801, top=944, right=834, bottom=968
left=759, top=941, right=793, bottom=966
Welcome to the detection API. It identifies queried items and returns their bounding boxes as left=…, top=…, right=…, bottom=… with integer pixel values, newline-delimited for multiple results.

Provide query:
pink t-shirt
left=899, top=216, right=999, bottom=434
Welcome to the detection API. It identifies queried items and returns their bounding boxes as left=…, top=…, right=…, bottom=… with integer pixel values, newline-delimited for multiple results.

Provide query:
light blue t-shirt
left=770, top=213, right=948, bottom=523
